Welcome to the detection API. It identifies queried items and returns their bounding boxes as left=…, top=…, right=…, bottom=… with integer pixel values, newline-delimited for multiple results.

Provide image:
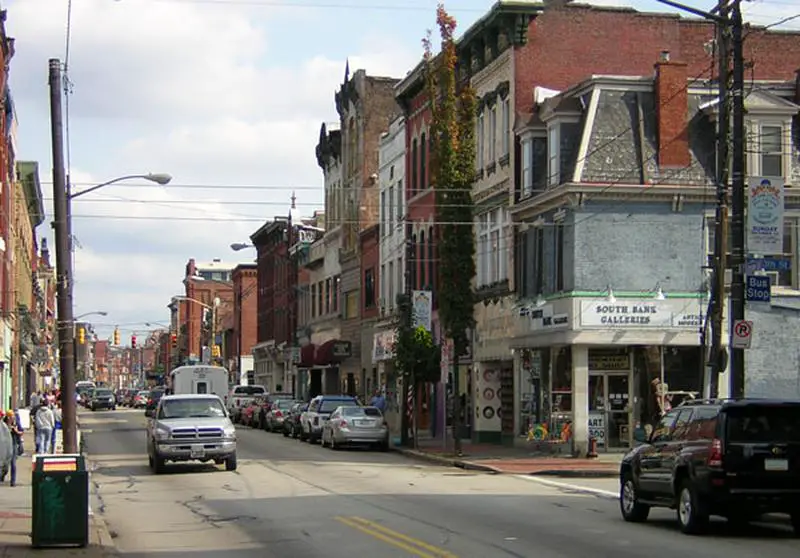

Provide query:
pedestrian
left=29, top=390, right=41, bottom=410
left=2, top=410, right=22, bottom=486
left=51, top=401, right=62, bottom=454
left=369, top=388, right=387, bottom=413
left=34, top=403, right=55, bottom=454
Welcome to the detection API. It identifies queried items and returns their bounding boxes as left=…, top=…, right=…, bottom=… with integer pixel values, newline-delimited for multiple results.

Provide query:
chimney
left=654, top=52, right=690, bottom=168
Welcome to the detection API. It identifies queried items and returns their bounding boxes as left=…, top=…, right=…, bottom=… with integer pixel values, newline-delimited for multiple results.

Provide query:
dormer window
left=545, top=120, right=581, bottom=187
left=520, top=131, right=547, bottom=199
left=759, top=123, right=785, bottom=178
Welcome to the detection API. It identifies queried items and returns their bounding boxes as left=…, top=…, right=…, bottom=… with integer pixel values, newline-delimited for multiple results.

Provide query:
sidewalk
left=393, top=438, right=621, bottom=477
left=0, top=431, right=117, bottom=557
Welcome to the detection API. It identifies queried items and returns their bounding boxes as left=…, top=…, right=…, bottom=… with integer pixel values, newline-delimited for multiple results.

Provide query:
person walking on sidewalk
left=50, top=401, right=62, bottom=453
left=34, top=403, right=55, bottom=454
left=1, top=411, right=22, bottom=486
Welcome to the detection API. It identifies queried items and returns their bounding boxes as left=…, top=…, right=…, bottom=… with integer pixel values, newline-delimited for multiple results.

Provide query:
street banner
left=747, top=176, right=784, bottom=255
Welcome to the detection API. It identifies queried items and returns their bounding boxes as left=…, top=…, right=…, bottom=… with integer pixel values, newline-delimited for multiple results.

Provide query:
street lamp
left=53, top=172, right=171, bottom=455
left=74, top=311, right=107, bottom=320
left=230, top=243, right=254, bottom=251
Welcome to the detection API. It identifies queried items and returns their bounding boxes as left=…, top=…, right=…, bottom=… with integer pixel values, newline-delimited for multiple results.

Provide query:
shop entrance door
left=588, top=373, right=632, bottom=450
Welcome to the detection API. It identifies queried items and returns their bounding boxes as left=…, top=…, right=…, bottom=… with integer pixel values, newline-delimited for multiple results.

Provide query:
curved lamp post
left=57, top=173, right=171, bottom=454
left=230, top=243, right=254, bottom=252
left=173, top=296, right=221, bottom=365
left=74, top=311, right=107, bottom=320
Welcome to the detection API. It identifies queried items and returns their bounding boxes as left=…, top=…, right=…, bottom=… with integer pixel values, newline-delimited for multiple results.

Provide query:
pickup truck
left=226, top=385, right=267, bottom=422
left=146, top=394, right=237, bottom=474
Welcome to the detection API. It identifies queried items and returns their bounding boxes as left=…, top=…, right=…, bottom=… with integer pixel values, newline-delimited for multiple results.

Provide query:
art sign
left=747, top=176, right=784, bottom=255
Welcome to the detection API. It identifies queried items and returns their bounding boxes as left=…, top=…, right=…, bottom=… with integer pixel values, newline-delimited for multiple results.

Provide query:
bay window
left=477, top=208, right=508, bottom=287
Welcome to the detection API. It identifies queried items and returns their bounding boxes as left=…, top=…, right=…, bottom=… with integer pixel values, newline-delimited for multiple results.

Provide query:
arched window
left=419, top=229, right=426, bottom=289
left=420, top=132, right=427, bottom=190
left=411, top=139, right=418, bottom=196
left=428, top=226, right=435, bottom=292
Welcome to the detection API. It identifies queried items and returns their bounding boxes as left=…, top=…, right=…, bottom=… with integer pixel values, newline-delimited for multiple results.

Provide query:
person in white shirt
left=34, top=404, right=55, bottom=454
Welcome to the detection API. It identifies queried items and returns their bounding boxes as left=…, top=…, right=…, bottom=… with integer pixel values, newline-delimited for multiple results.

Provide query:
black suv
left=144, top=387, right=166, bottom=418
left=619, top=398, right=800, bottom=535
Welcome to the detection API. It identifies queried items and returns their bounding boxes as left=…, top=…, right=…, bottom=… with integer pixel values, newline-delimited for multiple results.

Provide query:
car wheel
left=619, top=472, right=649, bottom=523
left=152, top=453, right=166, bottom=475
left=677, top=480, right=708, bottom=534
left=379, top=439, right=389, bottom=452
left=225, top=453, right=237, bottom=472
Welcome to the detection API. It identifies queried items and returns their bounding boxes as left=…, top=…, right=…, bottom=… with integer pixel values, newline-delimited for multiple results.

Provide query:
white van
left=169, top=365, right=228, bottom=397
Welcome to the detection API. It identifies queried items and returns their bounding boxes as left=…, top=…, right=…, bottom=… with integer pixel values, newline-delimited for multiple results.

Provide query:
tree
left=423, top=4, right=477, bottom=454
left=392, top=293, right=441, bottom=446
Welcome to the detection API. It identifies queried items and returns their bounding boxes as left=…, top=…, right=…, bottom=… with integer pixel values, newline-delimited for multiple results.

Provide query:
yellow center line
left=339, top=515, right=459, bottom=558
left=334, top=516, right=437, bottom=558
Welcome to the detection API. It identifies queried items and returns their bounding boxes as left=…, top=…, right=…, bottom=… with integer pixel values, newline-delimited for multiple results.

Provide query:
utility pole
left=400, top=222, right=412, bottom=447
left=729, top=1, right=747, bottom=398
left=710, top=0, right=731, bottom=399
left=49, top=58, right=78, bottom=454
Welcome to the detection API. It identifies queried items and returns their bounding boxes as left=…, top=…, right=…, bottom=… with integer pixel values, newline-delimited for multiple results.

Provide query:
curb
left=91, top=514, right=119, bottom=556
left=392, top=447, right=618, bottom=477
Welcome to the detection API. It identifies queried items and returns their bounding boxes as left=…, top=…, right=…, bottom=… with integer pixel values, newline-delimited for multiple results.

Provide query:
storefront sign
left=580, top=299, right=705, bottom=329
left=588, top=411, right=605, bottom=446
left=372, top=330, right=395, bottom=363
left=331, top=341, right=352, bottom=358
left=518, top=304, right=570, bottom=332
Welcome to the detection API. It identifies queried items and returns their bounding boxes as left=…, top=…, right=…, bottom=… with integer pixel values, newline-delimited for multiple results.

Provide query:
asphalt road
left=80, top=408, right=800, bottom=558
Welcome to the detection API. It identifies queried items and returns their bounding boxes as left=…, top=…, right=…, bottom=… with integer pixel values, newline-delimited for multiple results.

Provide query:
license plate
left=190, top=445, right=205, bottom=459
left=764, top=458, right=788, bottom=471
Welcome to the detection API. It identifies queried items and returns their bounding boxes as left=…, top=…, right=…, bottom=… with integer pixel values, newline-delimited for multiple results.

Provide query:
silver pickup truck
left=146, top=394, right=237, bottom=474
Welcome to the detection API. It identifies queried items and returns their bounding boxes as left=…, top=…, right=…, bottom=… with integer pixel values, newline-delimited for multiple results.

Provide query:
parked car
left=619, top=398, right=800, bottom=535
left=146, top=394, right=237, bottom=474
left=300, top=395, right=360, bottom=443
left=134, top=391, right=150, bottom=408
left=90, top=388, right=116, bottom=411
left=240, top=398, right=264, bottom=428
left=321, top=405, right=389, bottom=451
left=264, top=399, right=298, bottom=432
left=283, top=402, right=308, bottom=438
left=144, top=388, right=166, bottom=418
left=226, top=385, right=267, bottom=423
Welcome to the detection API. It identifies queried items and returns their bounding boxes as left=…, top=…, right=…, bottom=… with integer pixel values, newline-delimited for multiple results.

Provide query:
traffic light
left=170, top=333, right=178, bottom=349
left=113, top=328, right=120, bottom=345
left=131, top=335, right=137, bottom=349
left=77, top=327, right=85, bottom=344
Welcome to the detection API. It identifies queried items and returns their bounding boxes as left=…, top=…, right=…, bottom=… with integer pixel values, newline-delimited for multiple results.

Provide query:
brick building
left=181, top=258, right=234, bottom=364
left=0, top=10, right=14, bottom=406
left=358, top=223, right=380, bottom=394
left=250, top=217, right=291, bottom=391
left=330, top=67, right=400, bottom=395
left=231, top=263, right=258, bottom=385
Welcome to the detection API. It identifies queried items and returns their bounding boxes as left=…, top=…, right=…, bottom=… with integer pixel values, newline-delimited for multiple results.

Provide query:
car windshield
left=276, top=400, right=295, bottom=410
left=726, top=405, right=800, bottom=443
left=320, top=399, right=358, bottom=413
left=341, top=406, right=382, bottom=417
left=138, top=391, right=149, bottom=397
left=95, top=389, right=112, bottom=397
left=233, top=386, right=265, bottom=396
left=158, top=399, right=226, bottom=419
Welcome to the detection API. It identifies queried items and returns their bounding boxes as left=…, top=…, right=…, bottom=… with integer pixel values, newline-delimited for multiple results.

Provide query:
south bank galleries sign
left=580, top=300, right=704, bottom=329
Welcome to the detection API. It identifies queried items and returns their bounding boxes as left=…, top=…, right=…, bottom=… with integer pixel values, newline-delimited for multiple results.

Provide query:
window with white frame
left=489, top=103, right=497, bottom=163
left=380, top=190, right=386, bottom=236
left=387, top=261, right=394, bottom=310
left=477, top=208, right=507, bottom=287
left=396, top=180, right=403, bottom=224
left=388, top=186, right=394, bottom=235
left=380, top=264, right=386, bottom=308
left=477, top=111, right=485, bottom=169
left=759, top=123, right=784, bottom=178
left=521, top=137, right=532, bottom=198
left=396, top=257, right=403, bottom=302
left=548, top=125, right=559, bottom=186
left=501, top=98, right=510, bottom=157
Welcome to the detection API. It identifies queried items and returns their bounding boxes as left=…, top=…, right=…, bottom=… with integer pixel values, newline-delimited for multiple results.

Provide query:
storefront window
left=518, top=349, right=549, bottom=436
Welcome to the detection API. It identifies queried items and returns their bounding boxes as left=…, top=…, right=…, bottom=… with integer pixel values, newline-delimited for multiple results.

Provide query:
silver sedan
left=321, top=406, right=389, bottom=451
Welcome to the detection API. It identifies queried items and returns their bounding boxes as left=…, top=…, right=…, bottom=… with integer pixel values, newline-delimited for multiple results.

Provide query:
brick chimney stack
left=654, top=51, right=690, bottom=168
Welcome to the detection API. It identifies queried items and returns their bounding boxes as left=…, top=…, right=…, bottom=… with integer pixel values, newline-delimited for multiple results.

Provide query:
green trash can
left=31, top=454, right=89, bottom=548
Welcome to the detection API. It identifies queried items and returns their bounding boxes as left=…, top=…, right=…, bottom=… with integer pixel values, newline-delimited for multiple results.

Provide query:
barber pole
left=406, top=382, right=414, bottom=419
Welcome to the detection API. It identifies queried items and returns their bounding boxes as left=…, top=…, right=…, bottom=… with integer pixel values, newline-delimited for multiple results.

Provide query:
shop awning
left=299, top=344, right=316, bottom=368
left=316, top=340, right=352, bottom=366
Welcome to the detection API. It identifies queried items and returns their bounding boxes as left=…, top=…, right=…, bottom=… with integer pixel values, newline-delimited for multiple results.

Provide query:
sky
left=4, top=0, right=799, bottom=343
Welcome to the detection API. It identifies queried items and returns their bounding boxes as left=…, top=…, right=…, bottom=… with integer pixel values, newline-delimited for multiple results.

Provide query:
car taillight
left=340, top=420, right=348, bottom=428
left=274, top=410, right=282, bottom=418
left=709, top=438, right=723, bottom=467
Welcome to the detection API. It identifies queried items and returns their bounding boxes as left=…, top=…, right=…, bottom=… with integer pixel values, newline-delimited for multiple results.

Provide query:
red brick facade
left=183, top=259, right=233, bottom=360
left=360, top=224, right=380, bottom=320
left=232, top=263, right=258, bottom=373
left=251, top=220, right=293, bottom=346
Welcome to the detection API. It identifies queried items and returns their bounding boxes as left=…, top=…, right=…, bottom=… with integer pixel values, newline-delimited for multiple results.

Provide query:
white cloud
left=7, top=0, right=420, bottom=337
